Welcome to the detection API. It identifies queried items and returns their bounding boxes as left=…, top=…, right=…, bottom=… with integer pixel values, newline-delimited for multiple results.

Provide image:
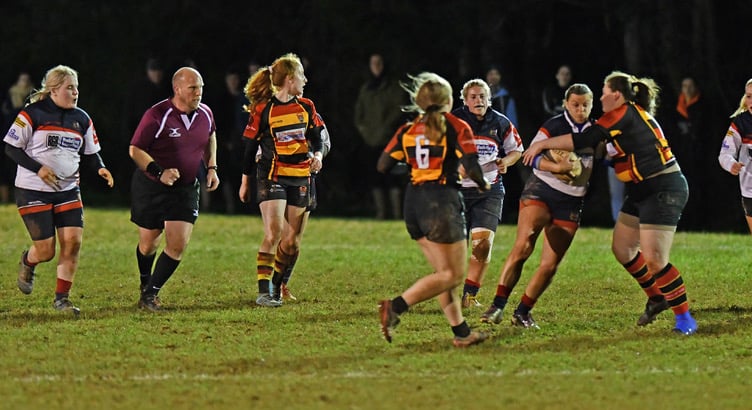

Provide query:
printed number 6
left=415, top=136, right=430, bottom=169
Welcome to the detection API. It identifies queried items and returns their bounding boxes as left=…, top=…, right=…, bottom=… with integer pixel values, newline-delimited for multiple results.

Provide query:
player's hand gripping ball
left=543, top=149, right=582, bottom=182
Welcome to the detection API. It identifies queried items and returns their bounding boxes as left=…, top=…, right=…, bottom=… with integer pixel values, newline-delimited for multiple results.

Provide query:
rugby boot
left=18, top=250, right=35, bottom=295
left=378, top=299, right=401, bottom=343
left=637, top=297, right=670, bottom=326
left=453, top=330, right=489, bottom=348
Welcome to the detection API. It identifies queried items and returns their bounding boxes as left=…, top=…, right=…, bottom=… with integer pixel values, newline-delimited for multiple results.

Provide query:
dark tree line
left=1, top=0, right=750, bottom=230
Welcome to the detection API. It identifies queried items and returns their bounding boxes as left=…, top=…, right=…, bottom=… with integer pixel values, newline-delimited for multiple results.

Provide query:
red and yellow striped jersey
left=596, top=102, right=675, bottom=183
left=244, top=96, right=323, bottom=184
left=383, top=113, right=478, bottom=186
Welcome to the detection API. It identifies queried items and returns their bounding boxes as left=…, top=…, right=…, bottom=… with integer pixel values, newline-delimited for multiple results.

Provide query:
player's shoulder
left=297, top=97, right=317, bottom=110
left=445, top=111, right=471, bottom=130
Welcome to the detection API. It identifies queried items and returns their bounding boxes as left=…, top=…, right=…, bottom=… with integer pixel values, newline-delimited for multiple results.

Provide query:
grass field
left=0, top=204, right=750, bottom=410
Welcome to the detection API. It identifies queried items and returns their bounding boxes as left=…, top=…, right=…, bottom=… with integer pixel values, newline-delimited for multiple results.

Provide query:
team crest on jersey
left=72, top=121, right=81, bottom=131
left=297, top=113, right=305, bottom=123
left=168, top=128, right=182, bottom=137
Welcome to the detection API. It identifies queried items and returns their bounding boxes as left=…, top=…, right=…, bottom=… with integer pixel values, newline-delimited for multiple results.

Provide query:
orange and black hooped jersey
left=243, top=96, right=323, bottom=185
left=574, top=102, right=675, bottom=183
left=383, top=112, right=478, bottom=186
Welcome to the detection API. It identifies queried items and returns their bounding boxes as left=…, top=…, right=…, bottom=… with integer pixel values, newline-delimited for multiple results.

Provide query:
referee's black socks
left=144, top=251, right=180, bottom=294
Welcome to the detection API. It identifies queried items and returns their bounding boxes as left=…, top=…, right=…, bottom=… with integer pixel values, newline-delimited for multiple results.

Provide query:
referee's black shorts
left=130, top=170, right=200, bottom=229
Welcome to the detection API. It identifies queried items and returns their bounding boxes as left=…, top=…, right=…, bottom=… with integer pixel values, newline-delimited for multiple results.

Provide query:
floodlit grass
left=0, top=204, right=750, bottom=409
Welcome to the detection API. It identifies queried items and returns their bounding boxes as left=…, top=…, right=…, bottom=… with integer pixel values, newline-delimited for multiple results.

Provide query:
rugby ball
left=542, top=149, right=582, bottom=181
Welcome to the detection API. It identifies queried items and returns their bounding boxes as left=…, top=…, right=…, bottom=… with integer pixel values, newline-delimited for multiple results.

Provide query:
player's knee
left=33, top=242, right=56, bottom=262
left=471, top=231, right=495, bottom=263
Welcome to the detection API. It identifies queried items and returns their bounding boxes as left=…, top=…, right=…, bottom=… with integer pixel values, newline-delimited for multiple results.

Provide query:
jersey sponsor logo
left=168, top=128, right=182, bottom=137
left=46, top=134, right=82, bottom=151
left=6, top=128, right=19, bottom=140
left=475, top=140, right=499, bottom=157
left=275, top=128, right=306, bottom=143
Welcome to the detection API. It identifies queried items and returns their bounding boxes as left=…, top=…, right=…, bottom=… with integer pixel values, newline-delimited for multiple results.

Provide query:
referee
left=128, top=66, right=219, bottom=312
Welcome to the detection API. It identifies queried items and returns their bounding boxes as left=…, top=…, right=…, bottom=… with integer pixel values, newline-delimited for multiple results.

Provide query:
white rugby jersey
left=531, top=110, right=594, bottom=198
left=718, top=111, right=752, bottom=198
left=4, top=98, right=101, bottom=192
left=450, top=106, right=523, bottom=188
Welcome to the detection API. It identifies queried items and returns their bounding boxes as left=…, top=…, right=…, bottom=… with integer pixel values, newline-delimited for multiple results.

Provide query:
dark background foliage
left=2, top=0, right=750, bottom=231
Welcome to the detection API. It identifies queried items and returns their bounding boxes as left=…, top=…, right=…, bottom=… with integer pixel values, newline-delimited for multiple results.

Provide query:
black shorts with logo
left=256, top=175, right=311, bottom=209
left=15, top=187, right=83, bottom=240
left=461, top=181, right=504, bottom=232
left=404, top=183, right=467, bottom=244
left=130, top=170, right=200, bottom=229
left=520, top=175, right=584, bottom=226
left=621, top=171, right=688, bottom=226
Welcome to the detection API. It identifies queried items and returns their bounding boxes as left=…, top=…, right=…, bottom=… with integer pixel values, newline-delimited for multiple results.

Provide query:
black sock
left=515, top=301, right=532, bottom=315
left=451, top=321, right=471, bottom=338
left=271, top=271, right=283, bottom=298
left=463, top=282, right=480, bottom=296
left=281, top=250, right=299, bottom=284
left=144, top=252, right=180, bottom=295
left=492, top=296, right=508, bottom=310
left=391, top=296, right=409, bottom=314
left=258, top=279, right=270, bottom=294
left=136, top=246, right=156, bottom=288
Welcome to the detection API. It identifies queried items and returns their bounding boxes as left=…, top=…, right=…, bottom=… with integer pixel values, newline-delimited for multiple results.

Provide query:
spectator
left=1, top=71, right=35, bottom=203
left=120, top=58, right=172, bottom=194
left=671, top=76, right=706, bottom=229
left=485, top=66, right=518, bottom=126
left=542, top=64, right=572, bottom=118
left=208, top=67, right=249, bottom=213
left=354, top=53, right=408, bottom=219
left=606, top=155, right=626, bottom=222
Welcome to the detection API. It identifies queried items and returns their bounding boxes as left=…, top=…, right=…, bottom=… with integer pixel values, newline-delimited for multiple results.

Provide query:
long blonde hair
left=29, top=65, right=78, bottom=104
left=731, top=78, right=752, bottom=118
left=243, top=52, right=302, bottom=113
left=401, top=72, right=452, bottom=142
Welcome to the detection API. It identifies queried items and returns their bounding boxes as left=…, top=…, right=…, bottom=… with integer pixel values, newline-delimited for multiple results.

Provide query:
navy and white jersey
left=719, top=111, right=752, bottom=198
left=3, top=98, right=101, bottom=192
left=531, top=110, right=595, bottom=197
left=130, top=98, right=216, bottom=185
left=451, top=106, right=523, bottom=188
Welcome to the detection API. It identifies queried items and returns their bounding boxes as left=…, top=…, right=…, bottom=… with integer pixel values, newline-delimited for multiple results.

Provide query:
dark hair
left=605, top=71, right=660, bottom=115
